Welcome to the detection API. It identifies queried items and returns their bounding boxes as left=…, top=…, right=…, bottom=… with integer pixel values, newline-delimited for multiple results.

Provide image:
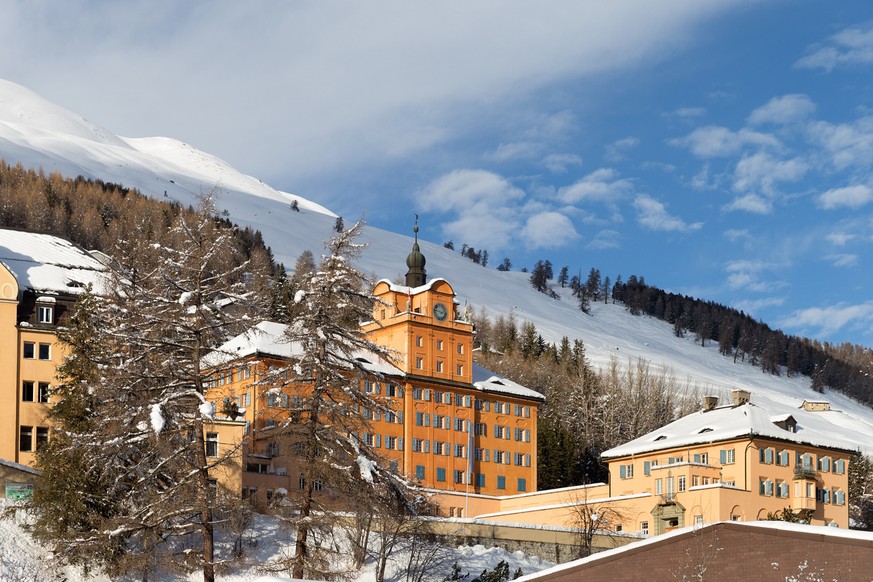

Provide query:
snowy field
left=0, top=500, right=553, bottom=582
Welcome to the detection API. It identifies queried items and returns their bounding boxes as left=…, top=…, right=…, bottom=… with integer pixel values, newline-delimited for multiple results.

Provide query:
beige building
left=432, top=388, right=853, bottom=533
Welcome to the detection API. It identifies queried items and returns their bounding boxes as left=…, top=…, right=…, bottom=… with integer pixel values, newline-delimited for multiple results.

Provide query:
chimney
left=703, top=395, right=719, bottom=411
left=731, top=389, right=751, bottom=406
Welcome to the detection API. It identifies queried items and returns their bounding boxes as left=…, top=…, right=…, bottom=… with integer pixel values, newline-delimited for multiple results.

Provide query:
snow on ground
left=0, top=500, right=554, bottom=581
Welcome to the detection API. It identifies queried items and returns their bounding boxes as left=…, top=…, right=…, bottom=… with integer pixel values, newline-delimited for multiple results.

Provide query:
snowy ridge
left=0, top=79, right=872, bottom=455
left=0, top=229, right=105, bottom=294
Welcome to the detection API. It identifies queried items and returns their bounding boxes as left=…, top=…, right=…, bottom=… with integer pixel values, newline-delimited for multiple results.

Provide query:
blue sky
left=2, top=1, right=873, bottom=346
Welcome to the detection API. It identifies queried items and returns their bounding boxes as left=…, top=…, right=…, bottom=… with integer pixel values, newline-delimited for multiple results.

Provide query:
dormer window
left=38, top=305, right=53, bottom=324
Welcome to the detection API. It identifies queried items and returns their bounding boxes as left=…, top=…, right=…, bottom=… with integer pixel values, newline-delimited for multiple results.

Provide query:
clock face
left=433, top=302, right=448, bottom=322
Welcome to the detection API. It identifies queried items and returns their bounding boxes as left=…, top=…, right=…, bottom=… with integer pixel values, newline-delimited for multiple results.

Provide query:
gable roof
left=0, top=228, right=104, bottom=295
left=602, top=398, right=857, bottom=459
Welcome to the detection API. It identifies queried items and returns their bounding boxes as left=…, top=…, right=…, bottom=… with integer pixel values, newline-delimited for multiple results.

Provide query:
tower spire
left=405, top=214, right=427, bottom=287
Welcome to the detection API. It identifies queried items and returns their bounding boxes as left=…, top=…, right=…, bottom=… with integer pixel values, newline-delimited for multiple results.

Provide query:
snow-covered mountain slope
left=1, top=78, right=871, bottom=455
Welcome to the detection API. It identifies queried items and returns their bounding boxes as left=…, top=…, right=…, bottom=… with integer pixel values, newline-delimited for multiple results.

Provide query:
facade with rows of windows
left=434, top=388, right=853, bottom=533
left=203, top=229, right=544, bottom=510
left=0, top=228, right=245, bottom=496
left=0, top=229, right=106, bottom=468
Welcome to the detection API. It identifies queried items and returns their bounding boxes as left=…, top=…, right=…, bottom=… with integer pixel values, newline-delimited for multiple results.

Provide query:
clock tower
left=362, top=223, right=472, bottom=384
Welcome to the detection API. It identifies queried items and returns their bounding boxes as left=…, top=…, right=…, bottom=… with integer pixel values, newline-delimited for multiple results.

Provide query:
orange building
left=204, top=228, right=544, bottom=509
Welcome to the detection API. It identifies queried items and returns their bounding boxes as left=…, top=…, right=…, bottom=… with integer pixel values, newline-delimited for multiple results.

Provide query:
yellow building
left=0, top=228, right=245, bottom=495
left=0, top=229, right=105, bottom=467
left=204, top=228, right=544, bottom=509
left=434, top=389, right=853, bottom=532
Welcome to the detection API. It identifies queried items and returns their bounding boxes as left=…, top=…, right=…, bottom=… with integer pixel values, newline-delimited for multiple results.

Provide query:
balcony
left=793, top=464, right=818, bottom=480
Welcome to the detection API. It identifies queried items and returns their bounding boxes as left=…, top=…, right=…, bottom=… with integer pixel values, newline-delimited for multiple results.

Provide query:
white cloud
left=826, top=253, right=858, bottom=268
left=732, top=152, right=807, bottom=196
left=604, top=136, right=640, bottom=162
left=733, top=296, right=786, bottom=314
left=670, top=126, right=780, bottom=158
left=587, top=229, right=622, bottom=250
left=557, top=168, right=633, bottom=204
left=808, top=117, right=873, bottom=170
left=542, top=153, right=583, bottom=174
left=520, top=212, right=580, bottom=249
left=0, top=1, right=752, bottom=194
left=665, top=106, right=707, bottom=119
left=780, top=302, right=873, bottom=338
left=818, top=184, right=873, bottom=209
left=417, top=170, right=525, bottom=250
left=747, top=94, right=816, bottom=126
left=723, top=194, right=772, bottom=214
left=723, top=228, right=751, bottom=243
left=633, top=195, right=703, bottom=232
left=795, top=23, right=873, bottom=72
left=483, top=141, right=544, bottom=162
left=826, top=232, right=855, bottom=246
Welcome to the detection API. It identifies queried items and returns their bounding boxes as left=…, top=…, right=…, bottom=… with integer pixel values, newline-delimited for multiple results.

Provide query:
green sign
left=5, top=482, right=33, bottom=501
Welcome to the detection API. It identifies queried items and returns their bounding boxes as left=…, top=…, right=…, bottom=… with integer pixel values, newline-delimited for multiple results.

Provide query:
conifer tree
left=32, top=196, right=269, bottom=581
left=271, top=221, right=412, bottom=579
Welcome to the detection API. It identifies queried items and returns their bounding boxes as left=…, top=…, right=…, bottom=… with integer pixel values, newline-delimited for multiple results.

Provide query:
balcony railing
left=793, top=464, right=818, bottom=480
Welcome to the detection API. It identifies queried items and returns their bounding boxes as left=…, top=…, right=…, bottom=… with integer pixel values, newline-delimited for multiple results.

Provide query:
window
left=655, top=478, right=663, bottom=495
left=494, top=451, right=504, bottom=464
left=436, top=339, right=443, bottom=350
left=37, top=382, right=50, bottom=403
left=456, top=365, right=463, bottom=376
left=415, top=465, right=425, bottom=480
left=494, top=425, right=504, bottom=439
left=206, top=432, right=219, bottom=457
left=720, top=448, right=735, bottom=464
left=640, top=521, right=649, bottom=535
left=22, top=381, right=34, bottom=402
left=514, top=428, right=524, bottom=441
left=454, top=470, right=465, bottom=484
left=476, top=473, right=485, bottom=487
left=412, top=438, right=423, bottom=452
left=514, top=452, right=524, bottom=466
left=385, top=436, right=397, bottom=450
left=457, top=343, right=464, bottom=354
left=517, top=478, right=527, bottom=492
left=23, top=342, right=34, bottom=359
left=834, top=489, right=846, bottom=505
left=38, top=343, right=51, bottom=360
left=619, top=464, right=634, bottom=479
left=415, top=412, right=430, bottom=427
left=437, top=467, right=446, bottom=482
left=19, top=426, right=33, bottom=452
left=454, top=418, right=465, bottom=432
left=776, top=450, right=790, bottom=466
left=454, top=444, right=465, bottom=458
left=760, top=448, right=774, bottom=464
left=819, top=456, right=831, bottom=472
left=678, top=475, right=686, bottom=492
left=38, top=305, right=53, bottom=324
left=694, top=515, right=704, bottom=526
left=36, top=427, right=49, bottom=449
left=514, top=404, right=522, bottom=416
left=415, top=335, right=423, bottom=347
left=474, top=422, right=487, bottom=436
left=436, top=361, right=443, bottom=372
left=416, top=358, right=424, bottom=370
left=835, top=459, right=846, bottom=474
left=497, top=476, right=506, bottom=490
left=759, top=479, right=773, bottom=496
left=778, top=481, right=789, bottom=498
left=386, top=384, right=401, bottom=397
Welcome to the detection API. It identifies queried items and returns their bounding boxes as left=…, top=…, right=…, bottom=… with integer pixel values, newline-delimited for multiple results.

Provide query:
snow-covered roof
left=472, top=364, right=545, bottom=402
left=203, top=320, right=404, bottom=378
left=0, top=457, right=42, bottom=476
left=602, top=398, right=858, bottom=459
left=375, top=277, right=452, bottom=296
left=0, top=228, right=104, bottom=295
left=205, top=321, right=544, bottom=402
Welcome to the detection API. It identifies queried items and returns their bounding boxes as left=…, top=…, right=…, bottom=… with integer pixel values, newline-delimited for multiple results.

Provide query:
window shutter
left=376, top=435, right=382, bottom=448
left=720, top=450, right=727, bottom=464
left=398, top=438, right=404, bottom=450
left=644, top=461, right=651, bottom=475
left=620, top=465, right=627, bottom=479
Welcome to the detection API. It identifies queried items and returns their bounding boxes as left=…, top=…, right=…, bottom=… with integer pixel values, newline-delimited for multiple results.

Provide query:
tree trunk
left=193, top=414, right=216, bottom=582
